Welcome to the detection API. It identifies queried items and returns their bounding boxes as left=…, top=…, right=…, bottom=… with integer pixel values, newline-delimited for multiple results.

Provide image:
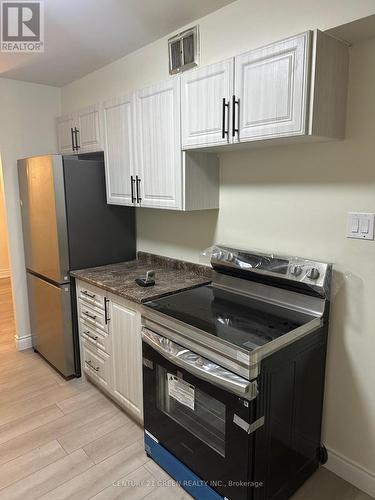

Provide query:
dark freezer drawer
left=27, top=273, right=74, bottom=377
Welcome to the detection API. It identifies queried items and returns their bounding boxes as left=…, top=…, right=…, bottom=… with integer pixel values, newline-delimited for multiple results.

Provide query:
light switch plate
left=347, top=212, right=375, bottom=240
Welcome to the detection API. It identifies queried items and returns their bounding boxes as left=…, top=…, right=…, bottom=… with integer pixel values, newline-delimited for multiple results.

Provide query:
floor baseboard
left=325, top=447, right=375, bottom=498
left=15, top=334, right=32, bottom=351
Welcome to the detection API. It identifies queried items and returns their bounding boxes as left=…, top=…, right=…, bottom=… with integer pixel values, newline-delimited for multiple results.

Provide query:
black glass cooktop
left=145, top=285, right=311, bottom=351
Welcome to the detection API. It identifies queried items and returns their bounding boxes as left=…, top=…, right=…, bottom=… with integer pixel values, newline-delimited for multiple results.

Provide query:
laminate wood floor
left=0, top=278, right=372, bottom=499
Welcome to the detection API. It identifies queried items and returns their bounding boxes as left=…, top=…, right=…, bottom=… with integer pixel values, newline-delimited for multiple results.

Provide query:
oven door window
left=157, top=366, right=226, bottom=457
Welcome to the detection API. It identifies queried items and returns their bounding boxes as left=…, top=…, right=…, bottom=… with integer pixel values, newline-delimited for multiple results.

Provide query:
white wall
left=60, top=0, right=375, bottom=493
left=0, top=78, right=61, bottom=348
left=0, top=162, right=10, bottom=278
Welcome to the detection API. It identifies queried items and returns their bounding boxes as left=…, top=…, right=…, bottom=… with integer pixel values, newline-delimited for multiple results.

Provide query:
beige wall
left=0, top=78, right=61, bottom=347
left=0, top=161, right=10, bottom=278
left=62, top=0, right=375, bottom=111
left=60, top=0, right=375, bottom=492
left=218, top=37, right=375, bottom=473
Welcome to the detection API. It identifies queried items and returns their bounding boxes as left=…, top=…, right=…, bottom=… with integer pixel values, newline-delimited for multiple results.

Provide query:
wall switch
left=347, top=212, right=374, bottom=240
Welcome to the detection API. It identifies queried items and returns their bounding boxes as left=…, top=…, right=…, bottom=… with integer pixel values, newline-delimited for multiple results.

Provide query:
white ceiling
left=0, top=0, right=235, bottom=87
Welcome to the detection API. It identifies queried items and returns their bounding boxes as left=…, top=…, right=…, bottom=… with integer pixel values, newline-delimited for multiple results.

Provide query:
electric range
left=141, top=246, right=332, bottom=500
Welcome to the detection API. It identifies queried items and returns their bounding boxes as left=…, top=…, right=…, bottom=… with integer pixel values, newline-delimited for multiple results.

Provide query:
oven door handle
left=142, top=328, right=258, bottom=400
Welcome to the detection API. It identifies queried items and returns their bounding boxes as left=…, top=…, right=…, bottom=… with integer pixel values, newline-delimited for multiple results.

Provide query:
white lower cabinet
left=76, top=280, right=143, bottom=423
left=110, top=298, right=143, bottom=421
left=82, top=339, right=112, bottom=392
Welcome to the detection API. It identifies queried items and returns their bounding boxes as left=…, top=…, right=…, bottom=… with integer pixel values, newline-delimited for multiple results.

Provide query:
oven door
left=142, top=328, right=259, bottom=500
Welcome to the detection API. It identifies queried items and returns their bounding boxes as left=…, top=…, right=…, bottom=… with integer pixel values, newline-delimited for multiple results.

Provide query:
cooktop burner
left=145, top=285, right=312, bottom=351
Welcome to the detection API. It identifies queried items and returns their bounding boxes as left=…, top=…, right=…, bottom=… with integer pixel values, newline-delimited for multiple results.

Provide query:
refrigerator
left=18, top=153, right=136, bottom=378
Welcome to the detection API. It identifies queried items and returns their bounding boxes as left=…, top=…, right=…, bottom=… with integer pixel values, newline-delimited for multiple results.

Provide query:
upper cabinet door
left=77, top=104, right=102, bottom=154
left=56, top=114, right=76, bottom=154
left=102, top=96, right=135, bottom=206
left=135, top=78, right=182, bottom=209
left=181, top=59, right=234, bottom=149
left=234, top=32, right=311, bottom=142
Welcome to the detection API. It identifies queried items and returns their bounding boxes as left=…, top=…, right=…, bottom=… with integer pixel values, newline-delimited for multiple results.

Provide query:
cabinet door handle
left=136, top=176, right=142, bottom=203
left=70, top=127, right=75, bottom=151
left=130, top=176, right=136, bottom=203
left=83, top=311, right=96, bottom=320
left=82, top=290, right=95, bottom=299
left=104, top=298, right=110, bottom=324
left=232, top=95, right=240, bottom=138
left=222, top=98, right=229, bottom=139
left=74, top=127, right=80, bottom=150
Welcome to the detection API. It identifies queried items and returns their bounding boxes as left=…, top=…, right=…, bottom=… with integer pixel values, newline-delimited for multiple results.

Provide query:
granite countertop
left=70, top=252, right=212, bottom=304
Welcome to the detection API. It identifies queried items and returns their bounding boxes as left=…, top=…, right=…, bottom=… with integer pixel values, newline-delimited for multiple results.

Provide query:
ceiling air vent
left=168, top=26, right=199, bottom=75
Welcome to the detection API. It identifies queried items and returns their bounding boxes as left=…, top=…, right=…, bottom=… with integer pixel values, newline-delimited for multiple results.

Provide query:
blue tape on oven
left=144, top=432, right=224, bottom=499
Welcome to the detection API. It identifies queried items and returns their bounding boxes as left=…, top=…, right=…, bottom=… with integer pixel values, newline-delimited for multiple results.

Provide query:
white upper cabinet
left=56, top=114, right=76, bottom=155
left=57, top=29, right=346, bottom=210
left=56, top=105, right=102, bottom=155
left=100, top=79, right=219, bottom=211
left=181, top=59, right=234, bottom=149
left=181, top=30, right=348, bottom=150
left=135, top=78, right=182, bottom=209
left=77, top=104, right=102, bottom=153
left=102, top=95, right=135, bottom=206
left=234, top=32, right=310, bottom=142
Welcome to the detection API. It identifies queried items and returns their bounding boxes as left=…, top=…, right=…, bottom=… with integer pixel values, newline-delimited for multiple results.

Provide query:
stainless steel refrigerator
left=18, top=153, right=136, bottom=378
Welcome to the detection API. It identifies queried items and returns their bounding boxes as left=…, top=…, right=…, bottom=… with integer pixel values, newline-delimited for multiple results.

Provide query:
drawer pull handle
left=83, top=311, right=97, bottom=320
left=84, top=331, right=98, bottom=341
left=85, top=360, right=100, bottom=372
left=82, top=290, right=96, bottom=299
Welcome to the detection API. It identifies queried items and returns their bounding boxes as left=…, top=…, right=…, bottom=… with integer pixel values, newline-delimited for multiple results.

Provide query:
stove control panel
left=286, top=261, right=327, bottom=288
left=211, top=246, right=331, bottom=294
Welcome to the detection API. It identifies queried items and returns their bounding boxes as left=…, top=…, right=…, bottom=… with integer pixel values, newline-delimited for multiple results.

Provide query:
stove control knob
left=291, top=265, right=303, bottom=277
left=307, top=267, right=320, bottom=280
left=226, top=252, right=234, bottom=262
left=215, top=250, right=224, bottom=261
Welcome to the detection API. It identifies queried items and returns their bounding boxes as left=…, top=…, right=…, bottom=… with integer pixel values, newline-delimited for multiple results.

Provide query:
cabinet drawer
left=82, top=340, right=111, bottom=390
left=80, top=321, right=111, bottom=355
left=79, top=302, right=108, bottom=333
left=78, top=283, right=106, bottom=311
